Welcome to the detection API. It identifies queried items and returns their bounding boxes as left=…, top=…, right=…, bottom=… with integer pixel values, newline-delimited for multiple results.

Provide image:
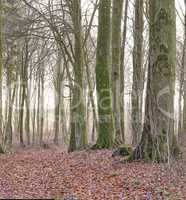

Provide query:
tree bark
left=54, top=48, right=62, bottom=145
left=132, top=0, right=179, bottom=161
left=112, top=0, right=124, bottom=145
left=120, top=0, right=129, bottom=142
left=95, top=0, right=114, bottom=148
left=181, top=0, right=186, bottom=142
left=69, top=0, right=87, bottom=151
left=132, top=0, right=144, bottom=146
left=0, top=1, right=3, bottom=148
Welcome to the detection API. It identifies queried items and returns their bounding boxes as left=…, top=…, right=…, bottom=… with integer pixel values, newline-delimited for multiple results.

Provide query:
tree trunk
left=5, top=41, right=18, bottom=147
left=39, top=68, right=44, bottom=145
left=181, top=0, right=186, bottom=142
left=120, top=0, right=129, bottom=142
left=5, top=63, right=13, bottom=146
left=19, top=80, right=25, bottom=146
left=95, top=0, right=114, bottom=148
left=132, top=0, right=144, bottom=146
left=69, top=0, right=87, bottom=151
left=54, top=48, right=62, bottom=145
left=132, top=0, right=179, bottom=161
left=112, top=0, right=124, bottom=145
left=0, top=1, right=3, bottom=149
left=25, top=83, right=30, bottom=145
left=36, top=74, right=40, bottom=144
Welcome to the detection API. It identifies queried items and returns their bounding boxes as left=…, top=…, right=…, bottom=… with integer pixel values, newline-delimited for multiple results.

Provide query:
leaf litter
left=0, top=149, right=185, bottom=199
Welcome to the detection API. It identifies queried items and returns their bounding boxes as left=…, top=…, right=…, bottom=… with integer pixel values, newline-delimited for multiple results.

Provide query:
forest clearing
left=1, top=0, right=186, bottom=199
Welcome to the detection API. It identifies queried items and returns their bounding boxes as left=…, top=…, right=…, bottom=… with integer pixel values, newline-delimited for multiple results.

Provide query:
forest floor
left=0, top=146, right=185, bottom=199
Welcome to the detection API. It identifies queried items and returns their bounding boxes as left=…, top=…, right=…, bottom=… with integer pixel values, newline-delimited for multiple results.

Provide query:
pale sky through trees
left=29, top=0, right=185, bottom=128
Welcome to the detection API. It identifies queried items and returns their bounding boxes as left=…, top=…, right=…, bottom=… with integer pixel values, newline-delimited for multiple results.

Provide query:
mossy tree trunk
left=132, top=0, right=179, bottom=161
left=112, top=0, right=124, bottom=145
left=69, top=0, right=87, bottom=152
left=132, top=0, right=144, bottom=146
left=95, top=0, right=114, bottom=149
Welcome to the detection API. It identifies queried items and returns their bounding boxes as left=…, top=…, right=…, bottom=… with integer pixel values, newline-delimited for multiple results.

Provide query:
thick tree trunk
left=112, top=0, right=124, bottom=145
left=95, top=0, right=114, bottom=148
left=132, top=0, right=144, bottom=146
left=132, top=0, right=179, bottom=161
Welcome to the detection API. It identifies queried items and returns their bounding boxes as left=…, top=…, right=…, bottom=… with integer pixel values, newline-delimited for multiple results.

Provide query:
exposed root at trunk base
left=128, top=130, right=180, bottom=162
left=112, top=145, right=133, bottom=157
left=91, top=142, right=112, bottom=150
left=113, top=137, right=123, bottom=148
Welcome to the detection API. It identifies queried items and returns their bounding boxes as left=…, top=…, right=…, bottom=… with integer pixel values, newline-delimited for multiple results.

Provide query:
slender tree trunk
left=5, top=64, right=13, bottom=146
left=69, top=0, right=87, bottom=151
left=39, top=68, right=44, bottom=145
left=5, top=42, right=18, bottom=147
left=120, top=0, right=129, bottom=142
left=112, top=0, right=124, bottom=145
left=54, top=49, right=62, bottom=145
left=95, top=0, right=114, bottom=148
left=32, top=87, right=36, bottom=145
left=19, top=81, right=25, bottom=146
left=37, top=74, right=40, bottom=144
left=181, top=0, right=186, bottom=142
left=0, top=1, right=3, bottom=149
left=24, top=40, right=30, bottom=145
left=19, top=49, right=28, bottom=146
left=132, top=0, right=179, bottom=161
left=132, top=0, right=144, bottom=146
left=25, top=84, right=30, bottom=145
left=84, top=49, right=97, bottom=143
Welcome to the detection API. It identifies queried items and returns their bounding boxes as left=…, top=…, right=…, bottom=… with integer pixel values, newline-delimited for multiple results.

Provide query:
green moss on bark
left=130, top=0, right=179, bottom=162
left=95, top=0, right=114, bottom=149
